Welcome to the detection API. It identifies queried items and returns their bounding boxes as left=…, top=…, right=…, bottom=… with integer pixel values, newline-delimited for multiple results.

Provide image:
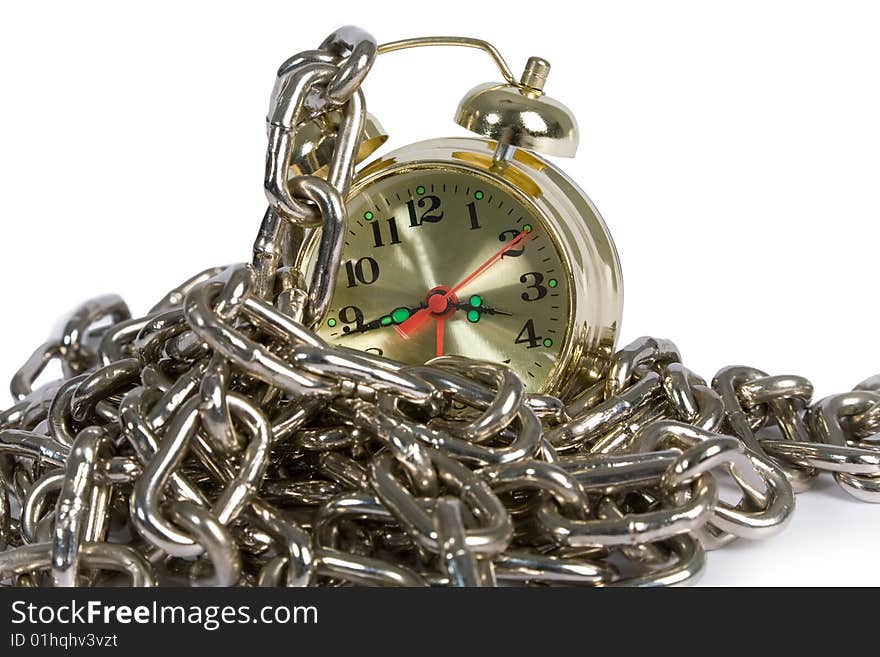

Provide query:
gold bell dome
left=286, top=110, right=388, bottom=178
left=455, top=57, right=579, bottom=158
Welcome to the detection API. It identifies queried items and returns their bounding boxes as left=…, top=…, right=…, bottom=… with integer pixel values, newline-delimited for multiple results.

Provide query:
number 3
left=520, top=272, right=548, bottom=301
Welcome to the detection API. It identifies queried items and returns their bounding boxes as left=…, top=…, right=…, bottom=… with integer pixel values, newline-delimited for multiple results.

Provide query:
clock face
left=313, top=166, right=572, bottom=391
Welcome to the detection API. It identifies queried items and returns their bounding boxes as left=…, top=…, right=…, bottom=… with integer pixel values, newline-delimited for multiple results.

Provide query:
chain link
left=1, top=27, right=878, bottom=587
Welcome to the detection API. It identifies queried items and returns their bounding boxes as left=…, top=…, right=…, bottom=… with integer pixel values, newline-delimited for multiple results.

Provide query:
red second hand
left=435, top=317, right=444, bottom=357
left=396, top=228, right=533, bottom=339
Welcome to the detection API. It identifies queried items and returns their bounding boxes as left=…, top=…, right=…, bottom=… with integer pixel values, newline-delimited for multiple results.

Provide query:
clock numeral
left=344, top=257, right=380, bottom=288
left=407, top=195, right=444, bottom=226
left=339, top=305, right=365, bottom=333
left=514, top=319, right=543, bottom=349
left=466, top=201, right=481, bottom=230
left=371, top=217, right=401, bottom=248
left=520, top=272, right=548, bottom=302
left=499, top=229, right=525, bottom=258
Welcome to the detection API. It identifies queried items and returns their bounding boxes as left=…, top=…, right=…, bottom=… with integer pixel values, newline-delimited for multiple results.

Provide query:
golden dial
left=315, top=165, right=571, bottom=391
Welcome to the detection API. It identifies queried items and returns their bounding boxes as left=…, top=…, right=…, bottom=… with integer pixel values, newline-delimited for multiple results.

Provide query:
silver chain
left=1, top=27, right=878, bottom=588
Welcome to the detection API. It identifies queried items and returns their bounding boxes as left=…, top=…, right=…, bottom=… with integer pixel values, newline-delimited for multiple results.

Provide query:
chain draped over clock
left=1, top=27, right=879, bottom=587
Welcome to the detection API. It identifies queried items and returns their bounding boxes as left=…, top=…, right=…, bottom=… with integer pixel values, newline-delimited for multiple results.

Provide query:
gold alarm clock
left=294, top=37, right=622, bottom=397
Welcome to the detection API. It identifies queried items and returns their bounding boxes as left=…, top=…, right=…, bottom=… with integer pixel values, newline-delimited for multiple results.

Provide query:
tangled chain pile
left=0, top=271, right=878, bottom=587
left=1, top=26, right=878, bottom=587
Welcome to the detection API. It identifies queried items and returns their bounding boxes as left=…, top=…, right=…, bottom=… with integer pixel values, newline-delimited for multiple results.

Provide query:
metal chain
left=1, top=28, right=878, bottom=587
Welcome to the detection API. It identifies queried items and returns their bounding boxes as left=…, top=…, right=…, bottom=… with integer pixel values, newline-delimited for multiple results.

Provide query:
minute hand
left=395, top=229, right=533, bottom=338
left=340, top=303, right=426, bottom=337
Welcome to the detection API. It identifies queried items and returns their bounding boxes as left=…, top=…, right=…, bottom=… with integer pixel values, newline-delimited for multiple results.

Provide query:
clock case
left=297, top=137, right=622, bottom=398
left=289, top=37, right=623, bottom=398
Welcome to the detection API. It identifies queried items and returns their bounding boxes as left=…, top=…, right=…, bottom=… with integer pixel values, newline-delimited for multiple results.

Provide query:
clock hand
left=396, top=229, right=533, bottom=338
left=445, top=229, right=534, bottom=298
left=450, top=301, right=512, bottom=317
left=338, top=299, right=508, bottom=338
left=435, top=316, right=444, bottom=357
left=339, top=302, right=427, bottom=337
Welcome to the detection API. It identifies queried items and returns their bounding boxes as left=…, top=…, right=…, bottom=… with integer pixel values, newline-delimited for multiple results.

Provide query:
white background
left=1, top=1, right=878, bottom=585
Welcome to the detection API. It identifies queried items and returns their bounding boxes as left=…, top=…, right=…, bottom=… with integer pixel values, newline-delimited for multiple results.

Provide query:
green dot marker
left=364, top=211, right=374, bottom=221
left=380, top=316, right=393, bottom=327
left=543, top=338, right=553, bottom=348
left=548, top=278, right=558, bottom=288
left=416, top=186, right=425, bottom=195
left=391, top=307, right=410, bottom=324
left=327, top=318, right=337, bottom=327
left=475, top=191, right=484, bottom=200
left=469, top=295, right=482, bottom=308
left=523, top=223, right=533, bottom=233
left=467, top=310, right=480, bottom=323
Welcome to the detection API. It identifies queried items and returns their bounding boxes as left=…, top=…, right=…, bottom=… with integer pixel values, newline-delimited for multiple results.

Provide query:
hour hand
left=451, top=301, right=512, bottom=317
left=451, top=294, right=513, bottom=320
